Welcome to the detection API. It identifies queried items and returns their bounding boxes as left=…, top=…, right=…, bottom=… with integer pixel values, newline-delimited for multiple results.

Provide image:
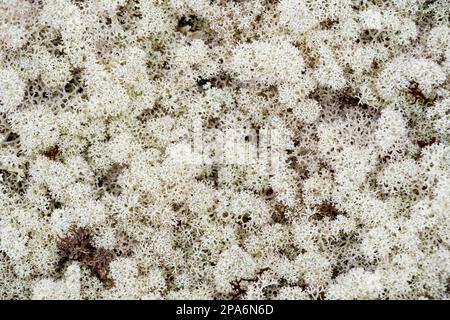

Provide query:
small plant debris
left=317, top=201, right=343, bottom=220
left=406, top=81, right=434, bottom=105
left=57, top=226, right=115, bottom=287
left=230, top=267, right=270, bottom=299
left=43, top=146, right=59, bottom=160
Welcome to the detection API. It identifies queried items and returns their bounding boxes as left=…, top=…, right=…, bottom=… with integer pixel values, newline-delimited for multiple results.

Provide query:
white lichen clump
left=0, top=0, right=449, bottom=300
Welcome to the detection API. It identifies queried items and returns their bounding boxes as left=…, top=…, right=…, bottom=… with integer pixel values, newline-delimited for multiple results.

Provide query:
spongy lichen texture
left=0, top=0, right=449, bottom=300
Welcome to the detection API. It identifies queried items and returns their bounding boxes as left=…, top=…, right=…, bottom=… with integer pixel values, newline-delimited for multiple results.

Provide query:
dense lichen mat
left=0, top=0, right=449, bottom=300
